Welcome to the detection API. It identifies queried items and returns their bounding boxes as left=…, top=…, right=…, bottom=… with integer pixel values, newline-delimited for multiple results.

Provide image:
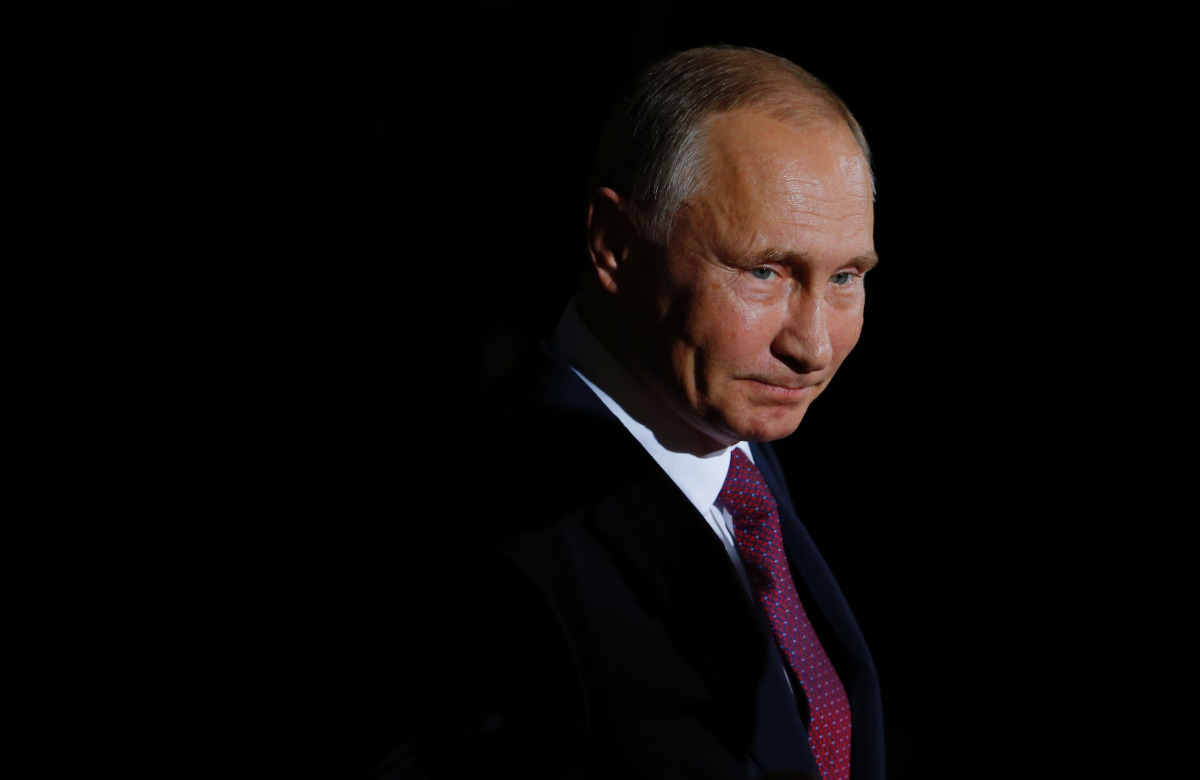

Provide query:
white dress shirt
left=550, top=297, right=754, bottom=586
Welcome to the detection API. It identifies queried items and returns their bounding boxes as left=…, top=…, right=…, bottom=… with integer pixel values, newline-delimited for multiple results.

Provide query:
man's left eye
left=831, top=271, right=855, bottom=285
left=750, top=267, right=776, bottom=280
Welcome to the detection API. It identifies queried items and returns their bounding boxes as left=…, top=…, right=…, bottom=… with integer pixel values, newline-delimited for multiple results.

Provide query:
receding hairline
left=697, top=102, right=870, bottom=163
left=630, top=45, right=861, bottom=124
left=589, top=46, right=873, bottom=244
left=688, top=57, right=865, bottom=141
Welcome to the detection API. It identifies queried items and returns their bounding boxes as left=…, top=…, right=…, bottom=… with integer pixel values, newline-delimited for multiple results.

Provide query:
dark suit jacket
left=378, top=344, right=884, bottom=780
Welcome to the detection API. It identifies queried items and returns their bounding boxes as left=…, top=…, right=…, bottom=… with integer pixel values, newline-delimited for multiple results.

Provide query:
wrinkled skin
left=588, top=110, right=877, bottom=450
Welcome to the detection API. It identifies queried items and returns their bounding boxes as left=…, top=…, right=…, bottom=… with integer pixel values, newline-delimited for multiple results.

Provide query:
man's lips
left=742, top=377, right=822, bottom=397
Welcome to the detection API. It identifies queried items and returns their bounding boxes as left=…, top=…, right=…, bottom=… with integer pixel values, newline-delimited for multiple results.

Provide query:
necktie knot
left=719, top=448, right=779, bottom=524
left=719, top=449, right=783, bottom=592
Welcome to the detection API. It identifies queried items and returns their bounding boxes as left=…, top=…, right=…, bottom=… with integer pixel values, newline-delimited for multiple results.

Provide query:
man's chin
left=714, top=406, right=810, bottom=444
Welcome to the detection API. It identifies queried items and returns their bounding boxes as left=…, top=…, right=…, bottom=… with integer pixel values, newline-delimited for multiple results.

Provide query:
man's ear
left=586, top=187, right=641, bottom=296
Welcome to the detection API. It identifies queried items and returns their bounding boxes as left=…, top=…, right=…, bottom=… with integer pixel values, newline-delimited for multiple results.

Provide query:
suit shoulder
left=467, top=344, right=663, bottom=542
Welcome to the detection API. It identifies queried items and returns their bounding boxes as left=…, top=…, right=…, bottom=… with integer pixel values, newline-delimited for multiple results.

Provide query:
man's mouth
left=743, top=377, right=821, bottom=398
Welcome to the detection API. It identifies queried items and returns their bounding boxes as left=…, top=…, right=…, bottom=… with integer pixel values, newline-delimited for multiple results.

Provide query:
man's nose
left=772, top=289, right=833, bottom=374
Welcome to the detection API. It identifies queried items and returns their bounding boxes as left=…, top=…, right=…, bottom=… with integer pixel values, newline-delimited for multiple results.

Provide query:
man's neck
left=569, top=294, right=733, bottom=458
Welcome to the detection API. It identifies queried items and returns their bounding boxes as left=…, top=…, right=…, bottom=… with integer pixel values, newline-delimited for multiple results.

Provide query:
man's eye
left=831, top=271, right=855, bottom=285
left=750, top=267, right=776, bottom=280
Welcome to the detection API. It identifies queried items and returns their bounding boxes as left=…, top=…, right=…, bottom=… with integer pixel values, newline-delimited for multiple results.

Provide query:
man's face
left=629, top=110, right=877, bottom=446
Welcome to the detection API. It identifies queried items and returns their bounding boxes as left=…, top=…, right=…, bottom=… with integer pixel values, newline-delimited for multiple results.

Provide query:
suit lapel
left=752, top=442, right=867, bottom=679
left=590, top=476, right=816, bottom=775
left=753, top=442, right=884, bottom=779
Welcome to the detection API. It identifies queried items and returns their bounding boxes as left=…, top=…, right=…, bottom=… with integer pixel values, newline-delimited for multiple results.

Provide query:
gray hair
left=590, top=46, right=873, bottom=245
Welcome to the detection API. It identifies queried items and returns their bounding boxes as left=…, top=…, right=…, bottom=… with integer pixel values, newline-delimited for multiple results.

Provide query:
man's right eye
left=750, top=267, right=776, bottom=280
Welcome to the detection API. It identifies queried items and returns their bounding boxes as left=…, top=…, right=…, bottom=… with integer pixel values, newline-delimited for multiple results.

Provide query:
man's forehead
left=701, top=110, right=867, bottom=189
left=668, top=110, right=875, bottom=264
left=695, top=112, right=872, bottom=222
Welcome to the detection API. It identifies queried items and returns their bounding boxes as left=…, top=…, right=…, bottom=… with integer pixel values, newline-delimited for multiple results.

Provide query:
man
left=380, top=46, right=883, bottom=780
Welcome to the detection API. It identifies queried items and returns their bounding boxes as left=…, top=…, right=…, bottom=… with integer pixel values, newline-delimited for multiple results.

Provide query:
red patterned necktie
left=719, top=448, right=852, bottom=780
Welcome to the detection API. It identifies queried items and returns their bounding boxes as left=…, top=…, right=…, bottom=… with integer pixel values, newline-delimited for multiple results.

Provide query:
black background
left=7, top=4, right=1194, bottom=778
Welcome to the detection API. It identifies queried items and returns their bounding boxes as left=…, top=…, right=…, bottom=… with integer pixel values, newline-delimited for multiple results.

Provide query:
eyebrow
left=854, top=250, right=881, bottom=272
left=745, top=248, right=881, bottom=271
